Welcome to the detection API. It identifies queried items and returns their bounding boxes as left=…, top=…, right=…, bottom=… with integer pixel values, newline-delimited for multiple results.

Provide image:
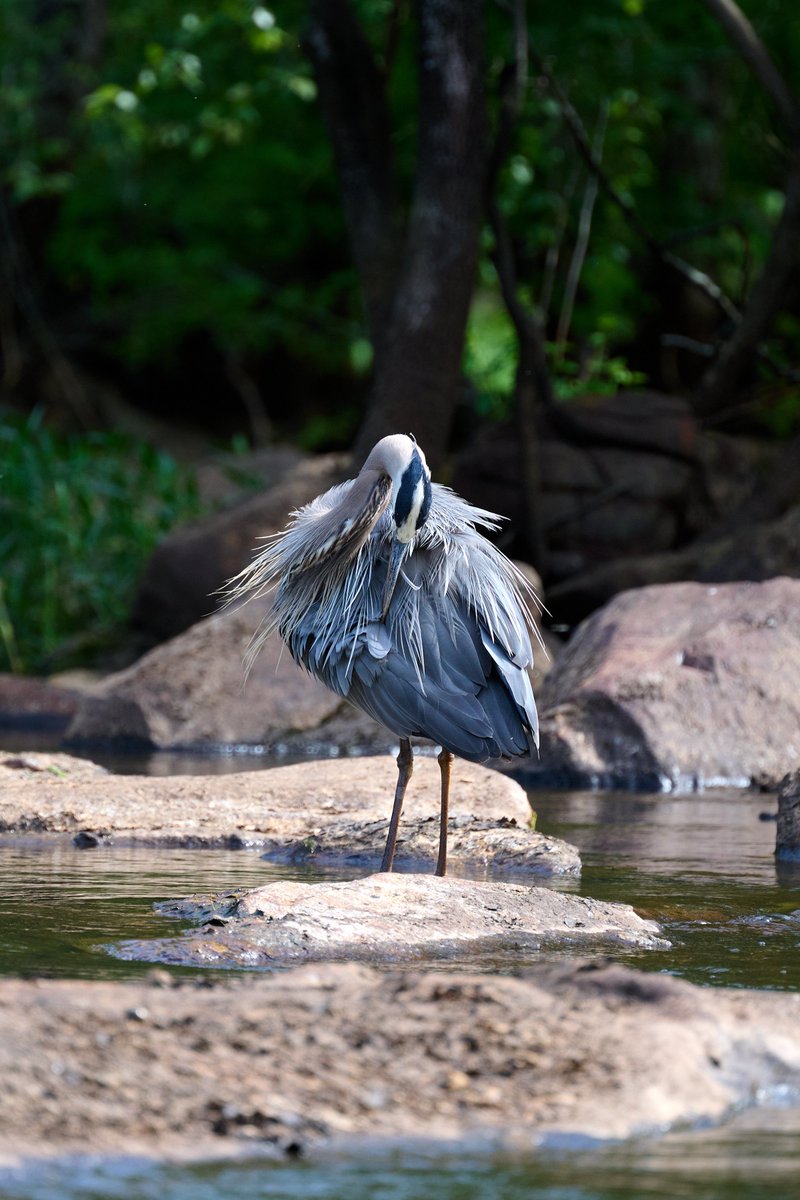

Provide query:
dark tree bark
left=353, top=0, right=485, bottom=469
left=695, top=167, right=800, bottom=413
left=308, top=1, right=486, bottom=471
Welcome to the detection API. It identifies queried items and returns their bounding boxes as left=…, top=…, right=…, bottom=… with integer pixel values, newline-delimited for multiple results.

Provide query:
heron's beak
left=381, top=539, right=406, bottom=622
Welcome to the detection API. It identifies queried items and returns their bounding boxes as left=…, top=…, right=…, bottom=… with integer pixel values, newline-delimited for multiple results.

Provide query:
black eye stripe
left=416, top=475, right=432, bottom=529
left=394, top=454, right=425, bottom=526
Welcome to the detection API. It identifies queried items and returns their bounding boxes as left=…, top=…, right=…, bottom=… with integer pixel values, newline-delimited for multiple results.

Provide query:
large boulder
left=133, top=452, right=347, bottom=640
left=531, top=577, right=800, bottom=791
left=66, top=598, right=345, bottom=750
left=453, top=394, right=764, bottom=586
left=71, top=561, right=553, bottom=754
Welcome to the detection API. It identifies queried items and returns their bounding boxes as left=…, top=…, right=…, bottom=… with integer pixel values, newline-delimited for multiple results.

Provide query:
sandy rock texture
left=111, top=873, right=651, bottom=968
left=0, top=753, right=577, bottom=874
left=1, top=961, right=799, bottom=1163
left=532, top=577, right=800, bottom=791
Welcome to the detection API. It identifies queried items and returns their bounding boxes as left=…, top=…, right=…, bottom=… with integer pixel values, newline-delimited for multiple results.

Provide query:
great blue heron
left=228, top=434, right=540, bottom=876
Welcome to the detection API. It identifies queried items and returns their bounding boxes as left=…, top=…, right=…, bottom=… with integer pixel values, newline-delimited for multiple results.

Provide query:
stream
left=1, top=746, right=799, bottom=1197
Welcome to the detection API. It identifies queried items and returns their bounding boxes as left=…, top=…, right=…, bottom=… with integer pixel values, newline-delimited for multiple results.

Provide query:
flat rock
left=0, top=754, right=576, bottom=874
left=65, top=597, right=345, bottom=750
left=1, top=961, right=799, bottom=1163
left=110, top=873, right=660, bottom=969
left=532, top=577, right=800, bottom=791
left=0, top=751, right=107, bottom=782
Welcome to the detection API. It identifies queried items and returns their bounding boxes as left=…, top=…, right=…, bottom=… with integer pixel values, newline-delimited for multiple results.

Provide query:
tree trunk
left=352, top=0, right=486, bottom=470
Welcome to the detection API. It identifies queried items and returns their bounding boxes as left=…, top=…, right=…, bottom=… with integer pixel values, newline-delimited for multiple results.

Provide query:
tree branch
left=555, top=100, right=608, bottom=349
left=698, top=0, right=798, bottom=132
left=695, top=0, right=800, bottom=413
left=525, top=45, right=742, bottom=328
left=486, top=0, right=551, bottom=570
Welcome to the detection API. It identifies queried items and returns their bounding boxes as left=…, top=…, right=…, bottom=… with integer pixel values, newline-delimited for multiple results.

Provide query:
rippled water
left=2, top=743, right=800, bottom=1197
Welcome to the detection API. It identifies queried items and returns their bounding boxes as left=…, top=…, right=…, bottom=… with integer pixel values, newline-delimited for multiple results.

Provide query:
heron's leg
left=381, top=738, right=413, bottom=873
left=435, top=748, right=454, bottom=877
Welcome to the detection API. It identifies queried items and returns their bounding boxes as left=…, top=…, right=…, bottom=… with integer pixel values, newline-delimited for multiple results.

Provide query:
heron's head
left=362, top=433, right=432, bottom=618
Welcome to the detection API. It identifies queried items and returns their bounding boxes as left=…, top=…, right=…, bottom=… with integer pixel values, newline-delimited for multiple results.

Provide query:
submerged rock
left=1, top=960, right=799, bottom=1162
left=532, top=577, right=800, bottom=791
left=110, top=873, right=662, bottom=969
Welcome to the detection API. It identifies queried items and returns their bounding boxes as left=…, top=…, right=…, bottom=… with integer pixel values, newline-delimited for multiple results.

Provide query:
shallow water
left=2, top=745, right=800, bottom=1197
left=1, top=781, right=798, bottom=988
left=3, top=1108, right=800, bottom=1200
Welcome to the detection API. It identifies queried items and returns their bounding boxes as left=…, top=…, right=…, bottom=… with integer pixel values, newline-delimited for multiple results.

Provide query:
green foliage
left=1, top=1, right=356, bottom=376
left=2, top=0, right=799, bottom=421
left=0, top=411, right=202, bottom=674
left=478, top=0, right=800, bottom=394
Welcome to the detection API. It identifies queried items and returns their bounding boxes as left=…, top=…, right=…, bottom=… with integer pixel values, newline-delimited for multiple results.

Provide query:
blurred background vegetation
left=1, top=0, right=799, bottom=674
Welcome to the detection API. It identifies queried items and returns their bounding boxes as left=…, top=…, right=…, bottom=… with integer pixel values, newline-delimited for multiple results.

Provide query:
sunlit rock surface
left=531, top=577, right=800, bottom=791
left=1, top=961, right=799, bottom=1163
left=0, top=754, right=577, bottom=874
left=110, top=873, right=661, bottom=969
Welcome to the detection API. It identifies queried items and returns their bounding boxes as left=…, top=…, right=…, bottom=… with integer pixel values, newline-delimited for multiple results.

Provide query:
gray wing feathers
left=271, top=478, right=539, bottom=763
left=343, top=592, right=538, bottom=764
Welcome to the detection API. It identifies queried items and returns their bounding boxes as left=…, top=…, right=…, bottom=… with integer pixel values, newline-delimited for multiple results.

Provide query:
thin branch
left=555, top=100, right=608, bottom=349
left=699, top=0, right=798, bottom=133
left=539, top=162, right=579, bottom=315
left=695, top=0, right=800, bottom=412
left=526, top=45, right=742, bottom=327
left=486, top=0, right=551, bottom=571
